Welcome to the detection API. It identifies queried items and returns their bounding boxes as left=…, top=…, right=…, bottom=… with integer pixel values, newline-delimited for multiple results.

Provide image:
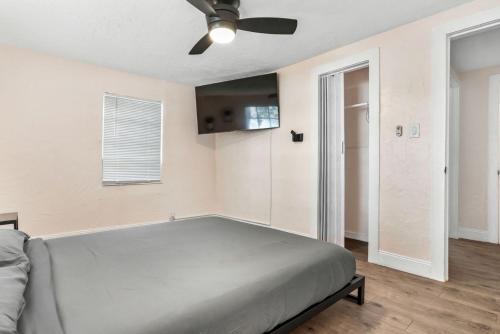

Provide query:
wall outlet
left=409, top=123, right=420, bottom=138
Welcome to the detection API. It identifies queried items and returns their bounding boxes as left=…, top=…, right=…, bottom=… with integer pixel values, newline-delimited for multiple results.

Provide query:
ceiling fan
left=187, top=0, right=298, bottom=55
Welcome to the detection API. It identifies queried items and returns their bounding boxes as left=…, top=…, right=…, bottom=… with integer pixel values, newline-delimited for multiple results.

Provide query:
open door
left=448, top=80, right=460, bottom=240
left=329, top=72, right=345, bottom=246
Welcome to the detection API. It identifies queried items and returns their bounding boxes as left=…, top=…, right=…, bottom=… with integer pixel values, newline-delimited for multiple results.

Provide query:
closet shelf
left=345, top=102, right=369, bottom=110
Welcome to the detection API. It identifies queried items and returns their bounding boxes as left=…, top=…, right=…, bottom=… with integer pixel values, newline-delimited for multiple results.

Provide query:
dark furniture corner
left=268, top=274, right=365, bottom=333
left=0, top=212, right=18, bottom=230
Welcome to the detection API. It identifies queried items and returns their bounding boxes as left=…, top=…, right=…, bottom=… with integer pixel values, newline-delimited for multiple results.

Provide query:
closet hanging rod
left=345, top=102, right=369, bottom=110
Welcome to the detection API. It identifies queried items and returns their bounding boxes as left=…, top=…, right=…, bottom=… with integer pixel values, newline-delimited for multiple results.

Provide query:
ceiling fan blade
left=186, top=0, right=216, bottom=16
left=236, top=18, right=297, bottom=35
left=189, top=34, right=213, bottom=55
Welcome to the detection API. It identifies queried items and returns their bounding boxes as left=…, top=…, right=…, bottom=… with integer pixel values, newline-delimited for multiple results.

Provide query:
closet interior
left=344, top=67, right=369, bottom=261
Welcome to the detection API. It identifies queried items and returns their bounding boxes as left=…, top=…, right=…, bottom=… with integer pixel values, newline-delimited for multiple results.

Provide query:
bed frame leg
left=356, top=279, right=365, bottom=305
left=345, top=275, right=365, bottom=305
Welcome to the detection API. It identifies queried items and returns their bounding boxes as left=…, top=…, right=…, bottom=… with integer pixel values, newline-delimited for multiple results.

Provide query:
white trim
left=432, top=6, right=500, bottom=282
left=377, top=251, right=433, bottom=279
left=312, top=48, right=381, bottom=265
left=458, top=227, right=490, bottom=243
left=36, top=214, right=206, bottom=239
left=212, top=214, right=315, bottom=238
left=36, top=214, right=315, bottom=240
left=488, top=75, right=500, bottom=244
left=211, top=213, right=270, bottom=228
left=367, top=51, right=381, bottom=265
left=345, top=231, right=369, bottom=243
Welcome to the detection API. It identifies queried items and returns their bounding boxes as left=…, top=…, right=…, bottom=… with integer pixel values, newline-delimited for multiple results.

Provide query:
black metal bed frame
left=267, top=274, right=365, bottom=334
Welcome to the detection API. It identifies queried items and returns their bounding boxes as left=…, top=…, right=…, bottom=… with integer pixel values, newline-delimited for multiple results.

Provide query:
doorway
left=433, top=9, right=500, bottom=281
left=343, top=67, right=370, bottom=260
left=445, top=25, right=500, bottom=289
left=314, top=49, right=380, bottom=264
left=447, top=27, right=500, bottom=245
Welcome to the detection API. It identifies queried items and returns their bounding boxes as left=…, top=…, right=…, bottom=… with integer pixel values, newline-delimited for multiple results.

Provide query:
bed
left=2, top=216, right=364, bottom=334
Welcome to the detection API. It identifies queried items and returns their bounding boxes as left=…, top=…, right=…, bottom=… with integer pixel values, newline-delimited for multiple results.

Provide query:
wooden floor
left=292, top=238, right=500, bottom=334
left=344, top=238, right=368, bottom=262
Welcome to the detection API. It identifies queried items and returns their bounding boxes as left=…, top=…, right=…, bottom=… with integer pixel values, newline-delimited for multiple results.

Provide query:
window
left=102, top=94, right=163, bottom=185
left=245, top=106, right=279, bottom=130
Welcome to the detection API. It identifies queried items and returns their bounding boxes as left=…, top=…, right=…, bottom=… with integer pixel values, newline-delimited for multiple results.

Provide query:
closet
left=344, top=68, right=369, bottom=251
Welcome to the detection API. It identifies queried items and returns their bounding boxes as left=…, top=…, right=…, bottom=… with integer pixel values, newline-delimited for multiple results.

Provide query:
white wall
left=215, top=0, right=500, bottom=261
left=0, top=45, right=216, bottom=236
left=457, top=65, right=500, bottom=236
left=345, top=68, right=369, bottom=242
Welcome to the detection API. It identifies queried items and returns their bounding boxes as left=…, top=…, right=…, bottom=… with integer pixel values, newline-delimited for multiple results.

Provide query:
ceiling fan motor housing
left=206, top=1, right=240, bottom=33
left=211, top=0, right=240, bottom=9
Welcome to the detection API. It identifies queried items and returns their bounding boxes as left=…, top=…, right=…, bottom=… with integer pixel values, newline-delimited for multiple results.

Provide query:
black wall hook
left=291, top=130, right=304, bottom=142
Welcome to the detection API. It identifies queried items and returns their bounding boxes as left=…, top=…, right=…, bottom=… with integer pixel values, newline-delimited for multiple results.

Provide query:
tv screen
left=195, top=73, right=280, bottom=134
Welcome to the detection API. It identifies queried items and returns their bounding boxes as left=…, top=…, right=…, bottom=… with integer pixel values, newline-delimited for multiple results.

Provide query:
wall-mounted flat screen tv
left=195, top=73, right=280, bottom=134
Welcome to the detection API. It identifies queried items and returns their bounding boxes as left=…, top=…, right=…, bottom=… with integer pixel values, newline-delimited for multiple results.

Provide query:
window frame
left=101, top=93, right=164, bottom=186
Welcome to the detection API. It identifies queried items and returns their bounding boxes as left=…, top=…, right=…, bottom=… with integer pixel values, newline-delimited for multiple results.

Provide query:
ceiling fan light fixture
left=209, top=21, right=236, bottom=44
left=187, top=0, right=297, bottom=55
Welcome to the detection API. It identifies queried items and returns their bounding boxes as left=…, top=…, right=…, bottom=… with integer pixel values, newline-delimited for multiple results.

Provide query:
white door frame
left=488, top=75, right=500, bottom=244
left=312, top=48, right=380, bottom=264
left=432, top=6, right=500, bottom=282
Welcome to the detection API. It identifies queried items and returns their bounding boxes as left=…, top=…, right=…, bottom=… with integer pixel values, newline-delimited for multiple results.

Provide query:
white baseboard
left=345, top=231, right=368, bottom=242
left=211, top=214, right=270, bottom=227
left=37, top=213, right=316, bottom=240
left=212, top=214, right=315, bottom=239
left=458, top=227, right=490, bottom=243
left=371, top=250, right=434, bottom=280
left=36, top=214, right=212, bottom=239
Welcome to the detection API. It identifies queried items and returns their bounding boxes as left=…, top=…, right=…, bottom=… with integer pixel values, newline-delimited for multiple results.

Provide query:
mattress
left=19, top=217, right=356, bottom=334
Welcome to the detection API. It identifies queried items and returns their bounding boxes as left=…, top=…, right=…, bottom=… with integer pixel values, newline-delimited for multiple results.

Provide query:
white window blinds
left=102, top=94, right=163, bottom=185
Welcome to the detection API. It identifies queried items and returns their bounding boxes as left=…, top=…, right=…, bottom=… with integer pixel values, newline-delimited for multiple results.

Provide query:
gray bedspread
left=19, top=217, right=355, bottom=334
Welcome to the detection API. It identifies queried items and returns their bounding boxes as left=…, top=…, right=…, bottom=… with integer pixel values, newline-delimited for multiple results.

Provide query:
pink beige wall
left=2, top=0, right=499, bottom=263
left=215, top=130, right=271, bottom=225
left=0, top=45, right=215, bottom=236
left=215, top=0, right=500, bottom=261
left=458, top=66, right=500, bottom=232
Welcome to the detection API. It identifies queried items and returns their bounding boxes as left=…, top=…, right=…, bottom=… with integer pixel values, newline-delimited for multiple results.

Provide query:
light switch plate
left=409, top=123, right=420, bottom=138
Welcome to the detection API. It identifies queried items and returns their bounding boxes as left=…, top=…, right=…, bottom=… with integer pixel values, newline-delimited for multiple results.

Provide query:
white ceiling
left=0, top=0, right=471, bottom=85
left=451, top=26, right=500, bottom=73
